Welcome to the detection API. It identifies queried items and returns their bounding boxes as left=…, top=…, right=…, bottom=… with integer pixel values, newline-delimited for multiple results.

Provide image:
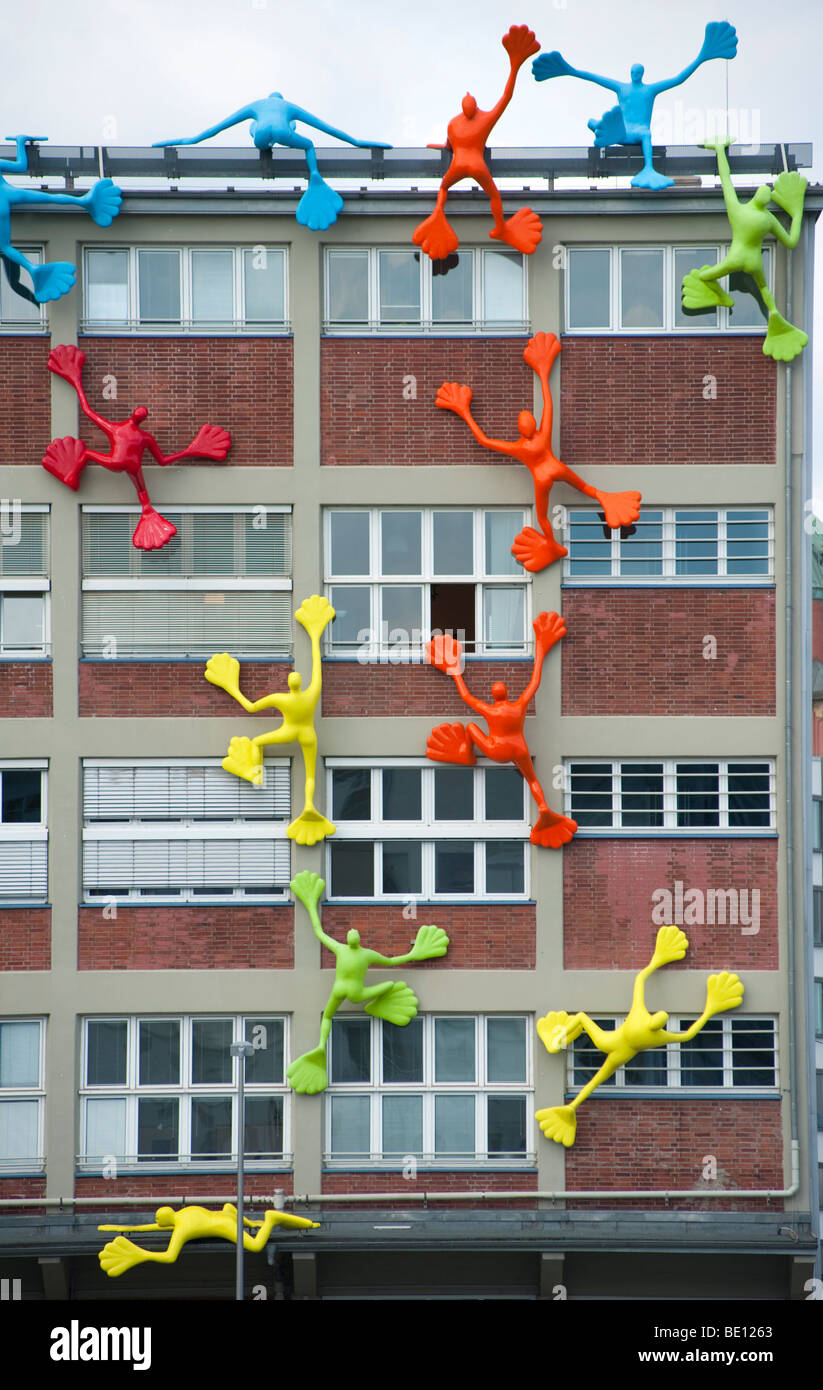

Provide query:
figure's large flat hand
left=649, top=924, right=689, bottom=969
left=426, top=632, right=464, bottom=678
left=533, top=610, right=566, bottom=654
left=697, top=20, right=738, bottom=64
left=185, top=423, right=232, bottom=461
left=290, top=870, right=325, bottom=916
left=295, top=593, right=335, bottom=639
left=436, top=381, right=473, bottom=419
left=205, top=652, right=240, bottom=695
left=703, top=136, right=733, bottom=151
left=47, top=344, right=86, bottom=386
left=704, top=971, right=744, bottom=1017
left=523, top=331, right=561, bottom=375
left=502, top=24, right=540, bottom=69
left=532, top=52, right=572, bottom=82
left=408, top=923, right=449, bottom=961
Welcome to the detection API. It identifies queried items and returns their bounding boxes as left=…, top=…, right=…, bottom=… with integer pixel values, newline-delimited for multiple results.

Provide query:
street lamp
left=230, top=1039, right=254, bottom=1301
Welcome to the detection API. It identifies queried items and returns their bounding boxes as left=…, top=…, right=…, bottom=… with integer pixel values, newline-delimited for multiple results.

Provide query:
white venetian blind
left=0, top=838, right=48, bottom=899
left=0, top=511, right=48, bottom=580
left=83, top=762, right=290, bottom=820
left=83, top=837, right=290, bottom=890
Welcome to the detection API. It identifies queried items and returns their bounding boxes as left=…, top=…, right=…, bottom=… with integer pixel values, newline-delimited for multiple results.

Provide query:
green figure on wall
left=287, top=871, right=449, bottom=1094
left=682, top=137, right=808, bottom=361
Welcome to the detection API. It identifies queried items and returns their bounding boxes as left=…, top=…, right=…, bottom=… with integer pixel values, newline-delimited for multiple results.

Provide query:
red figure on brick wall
left=413, top=25, right=543, bottom=261
left=437, top=332, right=642, bottom=571
left=425, top=613, right=577, bottom=848
left=42, top=345, right=232, bottom=551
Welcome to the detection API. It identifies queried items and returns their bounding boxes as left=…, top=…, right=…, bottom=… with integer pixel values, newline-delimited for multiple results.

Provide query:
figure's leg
left=511, top=481, right=569, bottom=571
left=288, top=132, right=345, bottom=231
left=682, top=252, right=735, bottom=310
left=758, top=268, right=808, bottom=361
left=537, top=1010, right=612, bottom=1054
left=536, top=1052, right=623, bottom=1147
left=287, top=729, right=335, bottom=845
left=481, top=167, right=543, bottom=253
left=425, top=721, right=478, bottom=766
left=511, top=748, right=577, bottom=849
left=556, top=462, right=643, bottom=532
left=362, top=979, right=419, bottom=1025
left=129, top=466, right=178, bottom=552
left=287, top=991, right=343, bottom=1094
left=412, top=168, right=462, bottom=260
left=0, top=208, right=77, bottom=303
left=630, top=133, right=674, bottom=191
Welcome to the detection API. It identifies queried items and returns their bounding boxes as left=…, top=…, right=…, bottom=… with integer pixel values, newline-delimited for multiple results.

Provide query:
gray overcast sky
left=4, top=0, right=822, bottom=491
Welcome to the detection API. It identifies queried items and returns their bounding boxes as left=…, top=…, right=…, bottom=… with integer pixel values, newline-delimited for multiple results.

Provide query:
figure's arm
left=365, top=924, right=449, bottom=968
left=520, top=612, right=565, bottom=704
left=204, top=652, right=286, bottom=713
left=291, top=870, right=339, bottom=952
left=657, top=972, right=744, bottom=1043
left=435, top=383, right=520, bottom=458
left=532, top=53, right=620, bottom=94
left=649, top=22, right=738, bottom=96
left=486, top=26, right=541, bottom=127
left=283, top=103, right=390, bottom=149
left=152, top=106, right=258, bottom=147
left=0, top=135, right=46, bottom=174
left=703, top=138, right=739, bottom=212
left=98, top=1222, right=160, bottom=1233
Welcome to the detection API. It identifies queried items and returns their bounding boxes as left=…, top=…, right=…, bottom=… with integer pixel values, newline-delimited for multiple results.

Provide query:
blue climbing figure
left=153, top=94, right=391, bottom=230
left=0, top=136, right=122, bottom=303
left=532, top=21, right=738, bottom=190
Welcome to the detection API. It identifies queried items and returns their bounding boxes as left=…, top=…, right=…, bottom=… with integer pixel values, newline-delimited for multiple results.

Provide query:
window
left=80, top=1015, right=289, bottom=1169
left=327, top=760, right=529, bottom=901
left=82, top=246, right=288, bottom=332
left=81, top=507, right=291, bottom=657
left=324, top=247, right=527, bottom=333
left=567, top=759, right=774, bottom=833
left=565, top=244, right=773, bottom=333
left=815, top=982, right=823, bottom=1038
left=325, top=508, right=531, bottom=658
left=0, top=250, right=46, bottom=331
left=0, top=1020, right=45, bottom=1171
left=325, top=1015, right=533, bottom=1166
left=0, top=763, right=47, bottom=901
left=816, top=1073, right=823, bottom=1130
left=564, top=507, right=773, bottom=584
left=0, top=506, right=50, bottom=656
left=569, top=1016, right=777, bottom=1091
left=82, top=759, right=290, bottom=902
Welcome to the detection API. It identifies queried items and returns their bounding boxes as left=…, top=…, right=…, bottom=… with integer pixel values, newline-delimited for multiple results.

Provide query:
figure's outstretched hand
left=205, top=651, right=240, bottom=695
left=290, top=870, right=325, bottom=915
left=703, top=135, right=733, bottom=151
left=354, top=140, right=393, bottom=149
left=697, top=20, right=738, bottom=64
left=295, top=593, right=336, bottom=639
left=408, top=923, right=450, bottom=961
left=502, top=24, right=540, bottom=69
left=704, top=970, right=744, bottom=1017
left=435, top=381, right=473, bottom=419
left=47, top=344, right=86, bottom=385
left=533, top=610, right=566, bottom=653
left=523, top=331, right=561, bottom=375
left=649, top=924, right=689, bottom=970
left=532, top=52, right=572, bottom=82
left=185, top=423, right=232, bottom=461
left=426, top=632, right=464, bottom=678
left=5, top=133, right=48, bottom=143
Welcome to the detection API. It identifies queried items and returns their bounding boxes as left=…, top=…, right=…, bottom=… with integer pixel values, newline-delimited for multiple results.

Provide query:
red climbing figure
left=413, top=24, right=543, bottom=262
left=436, top=331, right=642, bottom=572
left=42, top=345, right=232, bottom=551
left=425, top=613, right=577, bottom=849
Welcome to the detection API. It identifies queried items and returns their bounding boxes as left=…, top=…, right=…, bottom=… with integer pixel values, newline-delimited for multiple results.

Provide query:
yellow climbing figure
left=98, top=1203, right=318, bottom=1277
left=535, top=925, right=744, bottom=1147
left=205, top=593, right=336, bottom=845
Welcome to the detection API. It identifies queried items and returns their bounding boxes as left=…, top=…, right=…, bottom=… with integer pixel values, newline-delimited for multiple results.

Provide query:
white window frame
left=323, top=246, right=528, bottom=335
left=568, top=1014, right=778, bottom=1094
left=79, top=1014, right=291, bottom=1172
left=0, top=504, right=50, bottom=658
left=326, top=758, right=531, bottom=902
left=564, top=243, right=775, bottom=335
left=0, top=761, right=48, bottom=903
left=324, top=1013, right=535, bottom=1168
left=565, top=757, right=776, bottom=835
left=562, top=505, right=774, bottom=586
left=0, top=248, right=47, bottom=332
left=81, top=245, right=290, bottom=334
left=0, top=1018, right=46, bottom=1172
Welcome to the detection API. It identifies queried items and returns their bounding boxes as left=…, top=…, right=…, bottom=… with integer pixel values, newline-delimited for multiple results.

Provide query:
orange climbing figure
left=413, top=24, right=543, bottom=262
left=437, top=331, right=642, bottom=572
left=425, top=614, right=576, bottom=849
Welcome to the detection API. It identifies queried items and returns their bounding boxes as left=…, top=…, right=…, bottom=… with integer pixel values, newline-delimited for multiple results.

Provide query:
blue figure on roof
left=0, top=136, right=121, bottom=302
left=532, top=21, right=738, bottom=190
left=153, top=93, right=391, bottom=231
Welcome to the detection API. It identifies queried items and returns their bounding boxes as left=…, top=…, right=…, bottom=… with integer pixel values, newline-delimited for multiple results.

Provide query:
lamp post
left=230, top=1039, right=254, bottom=1301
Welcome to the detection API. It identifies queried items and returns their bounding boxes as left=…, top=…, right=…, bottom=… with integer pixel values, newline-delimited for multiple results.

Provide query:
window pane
left=731, top=1019, right=775, bottom=1086
left=192, top=1019, right=233, bottom=1084
left=432, top=253, right=472, bottom=323
left=379, top=251, right=420, bottom=323
left=568, top=249, right=610, bottom=329
left=620, top=512, right=663, bottom=575
left=674, top=247, right=719, bottom=327
left=138, top=250, right=180, bottom=322
left=679, top=1018, right=723, bottom=1085
left=1, top=770, right=41, bottom=823
left=620, top=764, right=664, bottom=828
left=485, top=512, right=522, bottom=575
left=137, top=1097, right=179, bottom=1159
left=487, top=1018, right=526, bottom=1082
left=86, top=249, right=128, bottom=322
left=570, top=763, right=613, bottom=827
left=435, top=1094, right=474, bottom=1153
left=382, top=842, right=422, bottom=895
left=330, top=1094, right=370, bottom=1154
left=244, top=1018, right=284, bottom=1084
left=726, top=510, right=770, bottom=577
left=624, top=1048, right=667, bottom=1086
left=0, top=1021, right=40, bottom=1086
left=728, top=247, right=770, bottom=327
left=2, top=596, right=44, bottom=650
left=245, top=1095, right=283, bottom=1158
left=331, top=1018, right=371, bottom=1083
left=382, top=1094, right=422, bottom=1153
left=330, top=512, right=370, bottom=576
left=567, top=511, right=612, bottom=576
left=243, top=248, right=285, bottom=323
left=327, top=251, right=369, bottom=322
left=676, top=764, right=719, bottom=828
left=728, top=763, right=771, bottom=828
left=381, top=512, right=421, bottom=576
left=487, top=1094, right=526, bottom=1154
left=485, top=841, right=524, bottom=894
left=381, top=586, right=423, bottom=645
left=485, top=768, right=524, bottom=820
left=138, top=1020, right=180, bottom=1086
left=435, top=1018, right=475, bottom=1081
left=484, top=249, right=522, bottom=322
left=1, top=249, right=41, bottom=324
left=383, top=1016, right=423, bottom=1082
left=572, top=1020, right=616, bottom=1086
left=332, top=769, right=371, bottom=821
left=191, top=1098, right=232, bottom=1157
left=329, top=586, right=370, bottom=646
left=330, top=842, right=374, bottom=897
left=433, top=511, right=473, bottom=575
left=86, top=1020, right=127, bottom=1086
left=675, top=511, right=719, bottom=576
left=621, top=249, right=664, bottom=328
left=434, top=841, right=474, bottom=894
left=191, top=249, right=233, bottom=322
left=484, top=587, right=524, bottom=647
left=0, top=1099, right=38, bottom=1161
left=382, top=768, right=420, bottom=821
left=85, top=1098, right=126, bottom=1159
left=434, top=767, right=473, bottom=820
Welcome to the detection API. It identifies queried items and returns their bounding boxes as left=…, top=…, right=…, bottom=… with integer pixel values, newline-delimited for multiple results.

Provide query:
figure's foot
left=222, top=737, right=264, bottom=786
left=594, top=489, right=643, bottom=531
left=531, top=810, right=577, bottom=848
left=523, top=330, right=561, bottom=375
left=536, top=1010, right=574, bottom=1053
left=489, top=207, right=542, bottom=254
left=98, top=1236, right=147, bottom=1278
left=704, top=970, right=745, bottom=1017
left=630, top=166, right=673, bottom=191
left=412, top=206, right=459, bottom=262
left=84, top=177, right=122, bottom=228
left=42, top=436, right=86, bottom=490
left=287, top=806, right=336, bottom=846
left=511, top=526, right=567, bottom=573
left=763, top=310, right=808, bottom=362
left=204, top=651, right=241, bottom=696
left=649, top=924, right=689, bottom=970
left=132, top=507, right=178, bottom=551
left=31, top=260, right=76, bottom=303
left=269, top=1212, right=321, bottom=1231
left=535, top=1104, right=577, bottom=1147
left=296, top=172, right=344, bottom=231
left=295, top=593, right=336, bottom=640
left=287, top=1047, right=328, bottom=1095
left=682, top=269, right=733, bottom=310
left=364, top=980, right=418, bottom=1026
left=47, top=343, right=86, bottom=388
left=426, top=722, right=477, bottom=766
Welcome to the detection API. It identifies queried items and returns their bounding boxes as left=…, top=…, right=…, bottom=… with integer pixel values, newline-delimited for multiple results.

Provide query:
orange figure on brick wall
left=425, top=614, right=577, bottom=849
left=437, top=332, right=642, bottom=571
left=413, top=25, right=543, bottom=261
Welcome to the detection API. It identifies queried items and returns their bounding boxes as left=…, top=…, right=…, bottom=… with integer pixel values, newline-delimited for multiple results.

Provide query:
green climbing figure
left=682, top=137, right=808, bottom=361
left=287, top=871, right=449, bottom=1094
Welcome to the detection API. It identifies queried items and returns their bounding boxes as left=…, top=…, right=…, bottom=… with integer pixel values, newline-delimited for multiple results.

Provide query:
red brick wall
left=562, top=590, right=775, bottom=716
left=76, top=1172, right=293, bottom=1199
left=322, top=904, right=535, bottom=969
left=321, top=1169, right=538, bottom=1209
left=321, top=338, right=531, bottom=465
left=0, top=662, right=52, bottom=717
left=0, top=1176, right=47, bottom=1214
left=79, top=661, right=292, bottom=718
left=564, top=1099, right=782, bottom=1209
left=813, top=596, right=823, bottom=663
left=322, top=659, right=537, bottom=717
left=0, top=909, right=51, bottom=970
left=563, top=839, right=777, bottom=969
left=559, top=337, right=776, bottom=466
left=78, top=905, right=294, bottom=970
left=0, top=338, right=50, bottom=462
left=75, top=338, right=293, bottom=466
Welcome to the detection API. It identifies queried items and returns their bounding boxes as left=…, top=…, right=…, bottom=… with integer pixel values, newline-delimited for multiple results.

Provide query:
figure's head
left=131, top=406, right=149, bottom=424
left=753, top=184, right=772, bottom=207
left=649, top=1010, right=668, bottom=1032
left=518, top=409, right=537, bottom=439
left=268, top=91, right=283, bottom=99
left=347, top=928, right=361, bottom=946
left=462, top=93, right=477, bottom=119
left=630, top=63, right=644, bottom=83
left=491, top=680, right=508, bottom=702
left=155, top=1206, right=176, bottom=1227
left=287, top=672, right=302, bottom=691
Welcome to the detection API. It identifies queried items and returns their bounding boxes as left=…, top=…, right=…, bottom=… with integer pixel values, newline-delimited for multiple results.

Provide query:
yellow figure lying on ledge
left=205, top=594, right=336, bottom=845
left=536, top=926, right=744, bottom=1147
left=98, top=1203, right=318, bottom=1277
